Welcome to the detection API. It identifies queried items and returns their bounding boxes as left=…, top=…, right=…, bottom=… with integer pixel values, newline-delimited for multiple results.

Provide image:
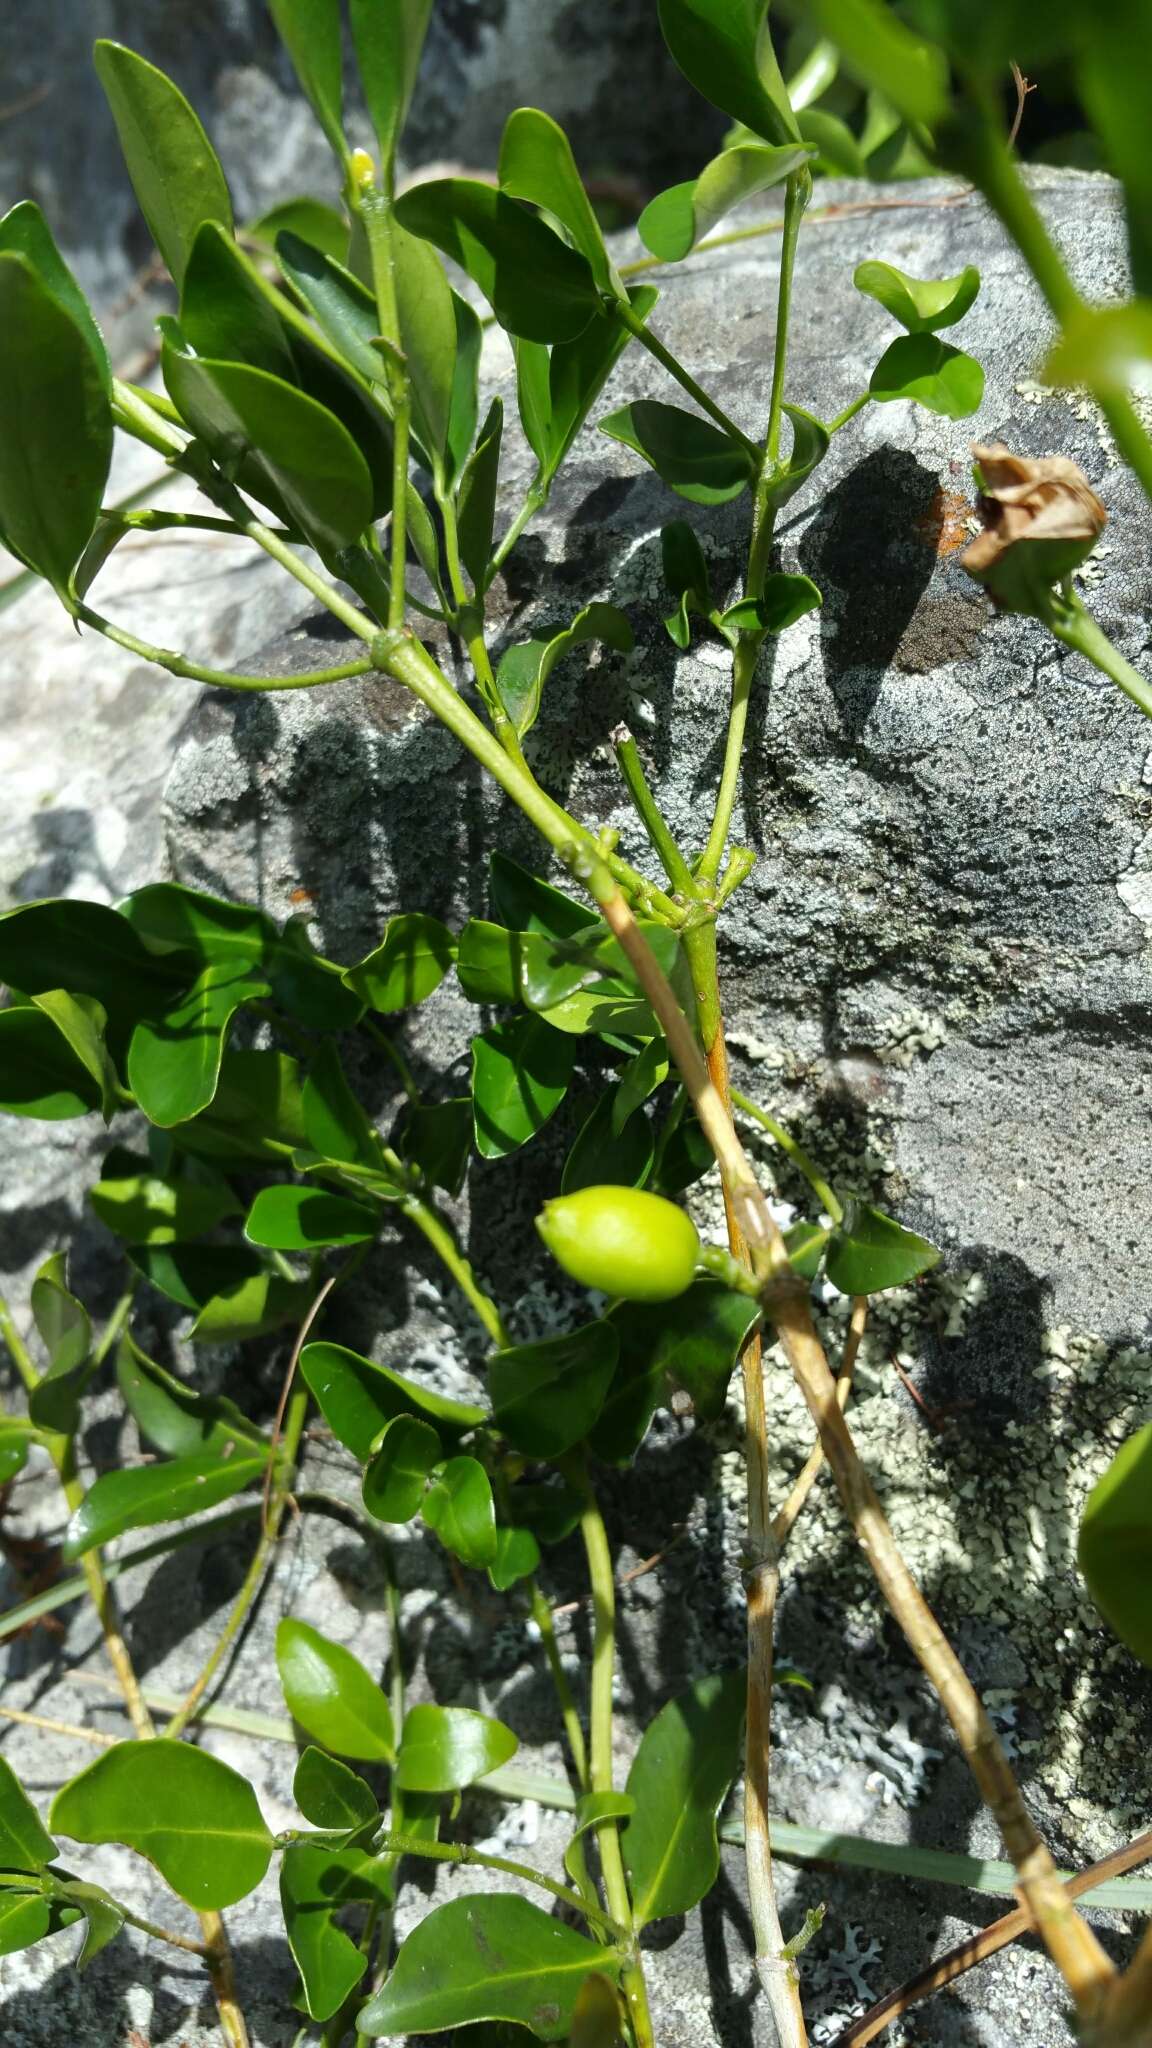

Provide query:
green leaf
left=275, top=230, right=383, bottom=386
left=190, top=1267, right=312, bottom=1344
left=1078, top=1424, right=1152, bottom=1667
left=457, top=397, right=505, bottom=592
left=763, top=401, right=830, bottom=513
left=0, top=1759, right=57, bottom=1872
left=63, top=1444, right=269, bottom=1559
left=397, top=1097, right=473, bottom=1197
left=446, top=289, right=485, bottom=484
left=0, top=254, right=113, bottom=599
left=276, top=1617, right=395, bottom=1761
left=797, top=106, right=865, bottom=177
left=499, top=108, right=614, bottom=295
left=719, top=572, right=822, bottom=638
left=1045, top=301, right=1152, bottom=398
left=854, top=259, right=980, bottom=333
left=600, top=399, right=752, bottom=505
left=27, top=1252, right=94, bottom=1434
left=245, top=1185, right=378, bottom=1250
left=657, top=0, right=801, bottom=146
left=489, top=854, right=597, bottom=940
left=471, top=1016, right=577, bottom=1159
left=0, top=899, right=170, bottom=1019
left=392, top=221, right=464, bottom=480
left=783, top=1219, right=830, bottom=1280
left=613, top=1039, right=670, bottom=1131
left=303, top=1042, right=382, bottom=1170
left=293, top=1747, right=378, bottom=1833
left=280, top=1843, right=373, bottom=2021
left=869, top=333, right=984, bottom=420
left=248, top=197, right=349, bottom=263
left=824, top=1202, right=940, bottom=1295
left=362, top=1413, right=443, bottom=1523
left=639, top=142, right=813, bottom=262
left=120, top=875, right=271, bottom=964
left=93, top=41, right=233, bottom=283
left=801, top=0, right=949, bottom=127
left=591, top=1280, right=760, bottom=1461
left=50, top=1741, right=273, bottom=1910
left=570, top=1972, right=627, bottom=2048
left=489, top=1525, right=542, bottom=1593
left=345, top=920, right=456, bottom=1021
left=490, top=1322, right=619, bottom=1460
left=182, top=1047, right=308, bottom=1160
left=269, top=0, right=346, bottom=161
left=0, top=1007, right=103, bottom=1121
left=660, top=518, right=713, bottom=650
left=125, top=1241, right=265, bottom=1313
left=563, top=1091, right=655, bottom=1195
left=504, top=1479, right=584, bottom=1548
left=0, top=1421, right=33, bottom=1488
left=348, top=0, right=434, bottom=166
left=651, top=1109, right=713, bottom=1198
left=359, top=1893, right=616, bottom=2039
left=0, top=1891, right=76, bottom=1958
left=90, top=1167, right=240, bottom=1246
left=301, top=1341, right=486, bottom=1459
left=535, top=984, right=655, bottom=1040
left=50, top=1879, right=125, bottom=1970
left=423, top=1457, right=498, bottom=1569
left=394, top=180, right=601, bottom=345
left=127, top=960, right=271, bottom=1127
left=116, top=1332, right=264, bottom=1459
left=181, top=220, right=298, bottom=382
left=563, top=1791, right=635, bottom=1888
left=395, top=1706, right=519, bottom=1795
left=0, top=201, right=110, bottom=392
left=494, top=601, right=633, bottom=740
left=624, top=1669, right=745, bottom=1926
left=515, top=287, right=659, bottom=491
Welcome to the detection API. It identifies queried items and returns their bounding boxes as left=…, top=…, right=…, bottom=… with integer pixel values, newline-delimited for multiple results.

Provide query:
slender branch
left=1048, top=594, right=1152, bottom=722
left=731, top=1087, right=844, bottom=1223
left=613, top=298, right=762, bottom=462
left=0, top=1293, right=38, bottom=1395
left=0, top=1704, right=116, bottom=1746
left=357, top=181, right=410, bottom=631
left=529, top=1579, right=590, bottom=1792
left=613, top=730, right=697, bottom=895
left=827, top=393, right=871, bottom=434
left=773, top=1297, right=865, bottom=1550
left=92, top=1284, right=136, bottom=1369
left=57, top=1443, right=155, bottom=1742
left=489, top=483, right=547, bottom=576
left=400, top=1195, right=510, bottom=1348
left=766, top=172, right=807, bottom=468
left=370, top=1832, right=625, bottom=1941
left=698, top=633, right=760, bottom=884
left=74, top=602, right=374, bottom=693
left=119, top=1908, right=212, bottom=1958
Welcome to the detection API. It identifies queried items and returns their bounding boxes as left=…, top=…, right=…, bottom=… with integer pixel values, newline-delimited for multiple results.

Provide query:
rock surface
left=2, top=171, right=1152, bottom=2048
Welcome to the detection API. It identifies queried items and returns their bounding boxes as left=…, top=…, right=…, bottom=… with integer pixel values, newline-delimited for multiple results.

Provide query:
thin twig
left=0, top=1704, right=117, bottom=1747
left=773, top=1297, right=865, bottom=1550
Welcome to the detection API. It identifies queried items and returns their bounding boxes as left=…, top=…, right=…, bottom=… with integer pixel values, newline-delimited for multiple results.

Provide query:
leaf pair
left=855, top=257, right=984, bottom=421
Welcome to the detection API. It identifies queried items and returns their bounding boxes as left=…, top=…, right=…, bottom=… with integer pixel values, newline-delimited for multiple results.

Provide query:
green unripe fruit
left=536, top=1185, right=700, bottom=1303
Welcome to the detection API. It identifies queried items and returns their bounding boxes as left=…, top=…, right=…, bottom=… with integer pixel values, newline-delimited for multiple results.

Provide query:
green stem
left=613, top=733, right=697, bottom=894
left=827, top=392, right=871, bottom=434
left=614, top=299, right=761, bottom=462
left=358, top=183, right=410, bottom=630
left=400, top=1194, right=510, bottom=1348
left=369, top=1833, right=626, bottom=1941
left=0, top=1292, right=38, bottom=1395
left=766, top=172, right=808, bottom=468
left=72, top=603, right=373, bottom=692
left=119, top=1907, right=211, bottom=1956
left=92, top=1284, right=136, bottom=1368
left=698, top=634, right=760, bottom=883
left=731, top=1088, right=844, bottom=1223
left=489, top=482, right=547, bottom=576
left=1048, top=593, right=1152, bottom=721
left=529, top=1579, right=590, bottom=1792
left=117, top=509, right=291, bottom=539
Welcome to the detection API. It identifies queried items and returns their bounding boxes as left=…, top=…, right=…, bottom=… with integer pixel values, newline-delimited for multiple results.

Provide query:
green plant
left=1, top=5, right=1151, bottom=2047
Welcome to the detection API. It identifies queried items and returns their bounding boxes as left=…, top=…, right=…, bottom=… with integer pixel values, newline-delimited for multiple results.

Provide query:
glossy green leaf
left=245, top=1185, right=378, bottom=1250
left=344, top=912, right=455, bottom=1014
left=651, top=1109, right=713, bottom=1198
left=504, top=1479, right=584, bottom=1548
left=0, top=1422, right=33, bottom=1488
left=802, top=0, right=949, bottom=127
left=94, top=41, right=233, bottom=283
left=624, top=1669, right=745, bottom=1926
left=349, top=0, right=434, bottom=165
left=120, top=877, right=268, bottom=967
left=248, top=196, right=349, bottom=262
left=51, top=1878, right=124, bottom=1970
left=471, top=1016, right=577, bottom=1159
left=763, top=400, right=830, bottom=512
left=1045, top=301, right=1152, bottom=398
left=125, top=1241, right=265, bottom=1313
left=280, top=1842, right=373, bottom=2021
left=854, top=259, right=980, bottom=334
left=563, top=1091, right=655, bottom=1195
left=783, top=1219, right=831, bottom=1280
left=600, top=399, right=752, bottom=505
left=494, top=601, right=633, bottom=740
left=303, top=1041, right=382, bottom=1170
left=190, top=1266, right=312, bottom=1344
left=499, top=108, right=614, bottom=295
left=395, top=1705, right=518, bottom=1794
left=277, top=1617, right=395, bottom=1761
left=562, top=1791, right=635, bottom=1888
left=27, top=1252, right=94, bottom=1434
left=515, top=287, right=659, bottom=490
left=457, top=921, right=551, bottom=1007
left=1079, top=1423, right=1152, bottom=1667
left=397, top=1096, right=473, bottom=1197
left=90, top=1168, right=240, bottom=1245
left=0, top=201, right=110, bottom=391
left=116, top=1332, right=264, bottom=1459
left=0, top=254, right=113, bottom=598
left=657, top=0, right=800, bottom=145
left=161, top=336, right=375, bottom=553
left=445, top=289, right=485, bottom=484
left=274, top=230, right=383, bottom=385
left=293, top=1747, right=378, bottom=1833
left=362, top=1413, right=443, bottom=1523
left=591, top=1280, right=760, bottom=1461
left=488, top=1525, right=542, bottom=1592
left=489, top=854, right=597, bottom=940
left=570, top=1972, right=627, bottom=2048
left=825, top=1202, right=940, bottom=1295
left=269, top=0, right=346, bottom=160
left=719, top=571, right=823, bottom=639
left=301, top=1341, right=486, bottom=1459
left=359, top=1893, right=616, bottom=2038
left=0, top=1008, right=102, bottom=1121
left=535, top=984, right=655, bottom=1040
left=24, top=996, right=112, bottom=1124
left=490, top=1322, right=619, bottom=1460
left=869, top=333, right=984, bottom=419
left=797, top=106, right=865, bottom=176
left=423, top=1457, right=498, bottom=1569
left=64, top=1443, right=269, bottom=1559
left=392, top=221, right=462, bottom=478
left=182, top=1047, right=308, bottom=1160
left=181, top=220, right=298, bottom=382
left=0, top=1759, right=57, bottom=1872
left=613, top=1039, right=670, bottom=1131
left=660, top=518, right=713, bottom=649
left=50, top=1741, right=273, bottom=1909
left=457, top=397, right=504, bottom=592
left=639, top=142, right=812, bottom=262
left=0, top=1891, right=75, bottom=1958
left=405, top=479, right=446, bottom=597
left=127, top=961, right=271, bottom=1127
left=0, top=899, right=169, bottom=1018
left=394, top=180, right=600, bottom=344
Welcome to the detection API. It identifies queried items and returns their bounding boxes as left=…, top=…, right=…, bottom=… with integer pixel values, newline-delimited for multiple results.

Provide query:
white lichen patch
left=874, top=1005, right=949, bottom=1066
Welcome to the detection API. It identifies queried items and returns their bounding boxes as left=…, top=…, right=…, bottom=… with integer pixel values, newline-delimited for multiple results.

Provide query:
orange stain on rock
left=914, top=486, right=974, bottom=557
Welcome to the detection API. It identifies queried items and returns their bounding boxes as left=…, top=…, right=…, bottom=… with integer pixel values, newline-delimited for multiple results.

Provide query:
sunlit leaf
left=281, top=1842, right=375, bottom=2021
left=362, top=1413, right=442, bottom=1523
left=300, top=1341, right=485, bottom=1459
left=396, top=1704, right=518, bottom=1793
left=94, top=41, right=233, bottom=283
left=27, top=1251, right=94, bottom=1434
left=656, top=0, right=800, bottom=146
left=1079, top=1424, right=1152, bottom=1668
left=394, top=179, right=600, bottom=344
left=0, top=1759, right=57, bottom=1872
left=624, top=1668, right=745, bottom=1925
left=499, top=107, right=614, bottom=294
left=824, top=1202, right=940, bottom=1295
left=457, top=397, right=504, bottom=592
left=801, top=0, right=949, bottom=127
left=600, top=399, right=753, bottom=505
left=639, top=142, right=812, bottom=262
left=63, top=1443, right=269, bottom=1558
left=358, top=1894, right=617, bottom=2038
left=293, top=1747, right=378, bottom=1833
left=494, top=601, right=632, bottom=740
left=0, top=255, right=112, bottom=599
left=490, top=1322, right=619, bottom=1459
left=348, top=0, right=434, bottom=167
left=277, top=1617, right=395, bottom=1761
left=269, top=0, right=346, bottom=161
left=471, top=1016, right=577, bottom=1159
left=245, top=1185, right=378, bottom=1250
left=0, top=201, right=110, bottom=391
left=869, top=333, right=984, bottom=419
left=116, top=1331, right=264, bottom=1459
left=422, top=1456, right=497, bottom=1568
left=854, top=258, right=980, bottom=333
left=127, top=960, right=271, bottom=1127
left=50, top=1742, right=273, bottom=1909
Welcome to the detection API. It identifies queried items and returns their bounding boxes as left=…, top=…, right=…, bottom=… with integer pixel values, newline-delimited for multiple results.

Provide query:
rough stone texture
left=3, top=172, right=1152, bottom=2047
left=0, top=1, right=721, bottom=359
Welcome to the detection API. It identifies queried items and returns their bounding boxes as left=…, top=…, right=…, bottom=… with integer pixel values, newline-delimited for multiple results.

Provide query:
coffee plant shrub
left=1, top=3, right=1151, bottom=2045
